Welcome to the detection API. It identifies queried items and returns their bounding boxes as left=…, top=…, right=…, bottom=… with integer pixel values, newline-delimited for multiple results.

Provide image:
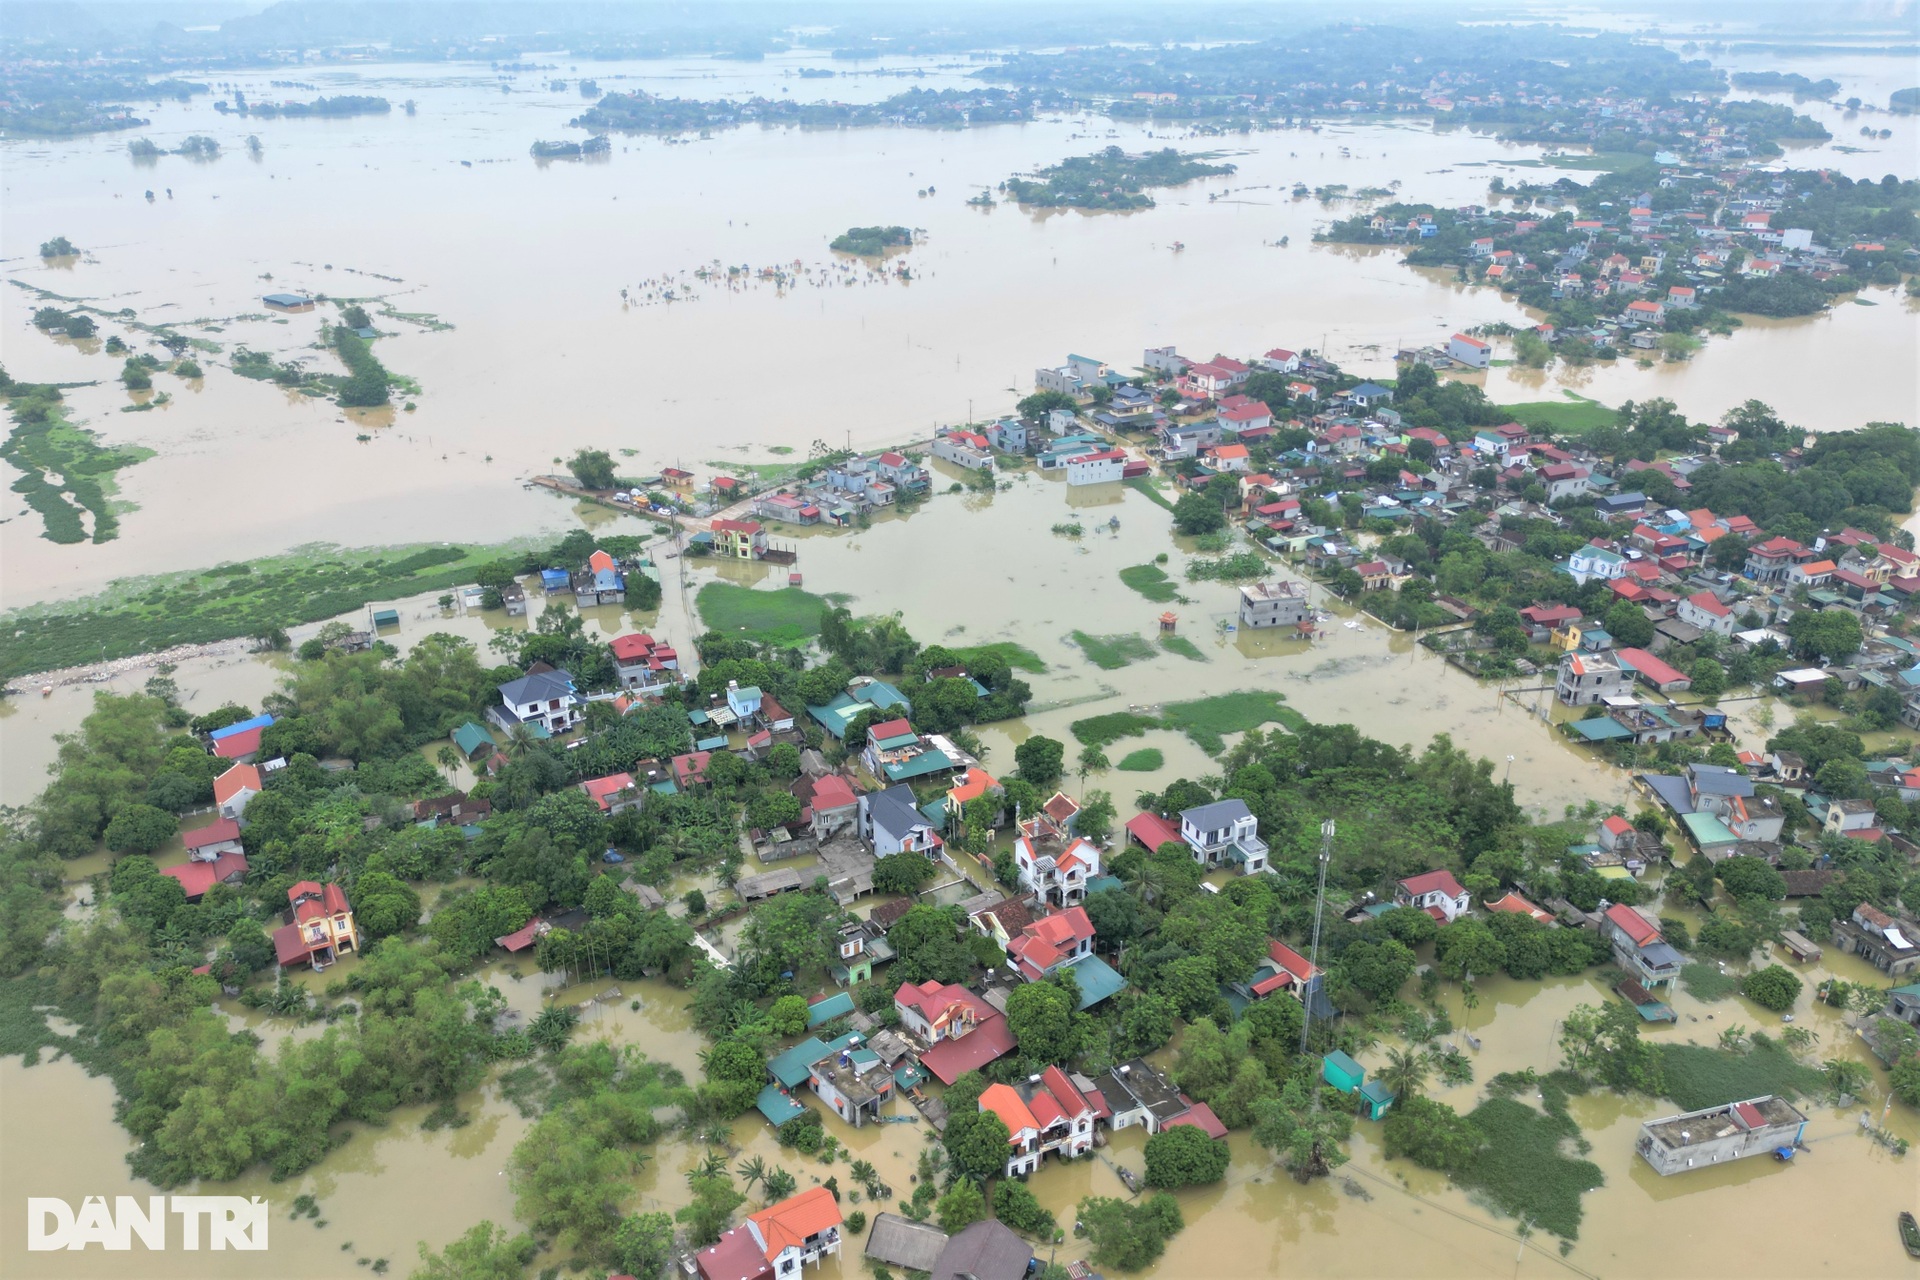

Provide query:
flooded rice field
left=3, top=52, right=1917, bottom=605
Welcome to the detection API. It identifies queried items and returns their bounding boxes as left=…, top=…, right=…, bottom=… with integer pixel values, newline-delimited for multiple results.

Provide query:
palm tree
left=1130, top=862, right=1167, bottom=908
left=737, top=1155, right=768, bottom=1194
left=848, top=1159, right=879, bottom=1196
left=687, top=1149, right=728, bottom=1189
left=505, top=722, right=540, bottom=759
left=1378, top=1047, right=1430, bottom=1102
left=436, top=745, right=460, bottom=778
left=763, top=1167, right=798, bottom=1201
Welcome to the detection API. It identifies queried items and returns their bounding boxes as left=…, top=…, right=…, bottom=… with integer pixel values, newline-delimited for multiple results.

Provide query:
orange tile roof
left=980, top=1082, right=1039, bottom=1137
left=747, top=1186, right=841, bottom=1261
left=947, top=769, right=1001, bottom=805
left=213, top=763, right=262, bottom=804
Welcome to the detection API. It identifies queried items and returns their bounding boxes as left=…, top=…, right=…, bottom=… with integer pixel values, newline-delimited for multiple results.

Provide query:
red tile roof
left=868, top=717, right=914, bottom=741
left=581, top=773, right=638, bottom=810
left=1604, top=903, right=1660, bottom=946
left=1266, top=939, right=1319, bottom=982
left=747, top=1186, right=841, bottom=1262
left=981, top=1082, right=1039, bottom=1136
left=213, top=763, right=262, bottom=804
left=917, top=1013, right=1016, bottom=1083
left=161, top=852, right=249, bottom=900
left=1399, top=869, right=1466, bottom=899
left=1602, top=815, right=1634, bottom=836
left=182, top=817, right=242, bottom=851
left=1164, top=1100, right=1229, bottom=1139
left=212, top=725, right=264, bottom=758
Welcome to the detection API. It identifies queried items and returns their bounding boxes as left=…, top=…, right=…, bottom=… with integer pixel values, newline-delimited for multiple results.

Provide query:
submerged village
left=11, top=304, right=1920, bottom=1279
left=5, top=11, right=1920, bottom=1280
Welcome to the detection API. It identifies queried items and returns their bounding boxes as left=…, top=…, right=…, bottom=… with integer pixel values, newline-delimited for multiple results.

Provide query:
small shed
left=371, top=608, right=400, bottom=628
left=1322, top=1050, right=1365, bottom=1094
left=1778, top=930, right=1822, bottom=963
left=1357, top=1079, right=1395, bottom=1121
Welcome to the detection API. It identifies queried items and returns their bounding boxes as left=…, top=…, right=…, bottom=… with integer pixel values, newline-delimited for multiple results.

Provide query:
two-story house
left=1395, top=869, right=1472, bottom=922
left=1687, top=764, right=1785, bottom=842
left=872, top=451, right=929, bottom=494
left=492, top=667, right=582, bottom=735
left=1676, top=589, right=1737, bottom=636
left=932, top=430, right=994, bottom=472
left=1556, top=652, right=1635, bottom=706
left=1178, top=799, right=1269, bottom=874
left=860, top=784, right=943, bottom=858
left=1013, top=810, right=1102, bottom=908
left=693, top=1185, right=843, bottom=1280
left=274, top=881, right=359, bottom=971
left=1238, top=580, right=1313, bottom=630
left=1006, top=906, right=1096, bottom=981
left=1601, top=903, right=1682, bottom=988
left=711, top=518, right=770, bottom=560
left=980, top=1068, right=1098, bottom=1176
left=1744, top=536, right=1809, bottom=582
left=609, top=633, right=681, bottom=694
left=1830, top=903, right=1920, bottom=977
left=1824, top=797, right=1879, bottom=838
left=793, top=773, right=860, bottom=841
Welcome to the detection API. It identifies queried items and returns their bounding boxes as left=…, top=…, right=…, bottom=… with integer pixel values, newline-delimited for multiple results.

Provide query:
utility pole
left=1300, top=818, right=1335, bottom=1075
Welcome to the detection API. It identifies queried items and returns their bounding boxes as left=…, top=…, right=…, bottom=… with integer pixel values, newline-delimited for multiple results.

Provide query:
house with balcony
left=872, top=451, right=930, bottom=494
left=571, top=549, right=626, bottom=607
left=491, top=667, right=582, bottom=735
left=860, top=718, right=955, bottom=785
left=1177, top=799, right=1268, bottom=874
left=1013, top=808, right=1102, bottom=907
left=1006, top=907, right=1127, bottom=1010
left=1395, top=869, right=1472, bottom=922
left=1744, top=536, right=1809, bottom=582
left=932, top=430, right=994, bottom=472
left=1556, top=652, right=1635, bottom=706
left=860, top=784, right=943, bottom=859
left=273, top=881, right=358, bottom=971
left=980, top=1067, right=1098, bottom=1176
left=1830, top=903, right=1920, bottom=977
left=711, top=518, right=770, bottom=560
left=693, top=1185, right=842, bottom=1280
left=1601, top=903, right=1682, bottom=988
left=609, top=633, right=681, bottom=694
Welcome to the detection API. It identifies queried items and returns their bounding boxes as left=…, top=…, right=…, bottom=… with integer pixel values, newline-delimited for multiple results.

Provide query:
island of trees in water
left=829, top=225, right=913, bottom=256
left=572, top=85, right=1071, bottom=134
left=1003, top=146, right=1235, bottom=210
left=213, top=92, right=391, bottom=118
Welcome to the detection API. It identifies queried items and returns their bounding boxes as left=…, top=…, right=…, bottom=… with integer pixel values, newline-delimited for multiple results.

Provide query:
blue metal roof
left=209, top=713, right=274, bottom=741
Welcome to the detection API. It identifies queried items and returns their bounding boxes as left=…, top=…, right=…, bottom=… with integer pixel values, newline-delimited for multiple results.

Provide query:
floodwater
left=4, top=51, right=1917, bottom=607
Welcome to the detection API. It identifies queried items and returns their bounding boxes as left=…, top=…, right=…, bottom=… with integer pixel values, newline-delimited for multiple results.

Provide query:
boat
left=1464, top=1032, right=1482, bottom=1050
left=1901, top=1211, right=1920, bottom=1258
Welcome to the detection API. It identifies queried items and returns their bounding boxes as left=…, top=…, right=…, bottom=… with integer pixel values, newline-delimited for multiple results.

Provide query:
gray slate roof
left=1180, top=798, right=1252, bottom=831
left=1687, top=764, right=1754, bottom=798
left=865, top=784, right=928, bottom=840
left=499, top=669, right=575, bottom=704
left=930, top=1219, right=1033, bottom=1280
left=865, top=1213, right=948, bottom=1272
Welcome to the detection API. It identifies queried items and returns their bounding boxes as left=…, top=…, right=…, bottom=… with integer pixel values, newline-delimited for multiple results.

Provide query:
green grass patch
left=1680, top=962, right=1739, bottom=1002
left=0, top=974, right=70, bottom=1066
left=1, top=541, right=524, bottom=679
left=1159, top=634, right=1207, bottom=663
left=1071, top=630, right=1156, bottom=671
left=1158, top=691, right=1303, bottom=754
left=1186, top=551, right=1266, bottom=582
left=703, top=459, right=797, bottom=481
left=1496, top=393, right=1619, bottom=435
left=1654, top=1039, right=1825, bottom=1112
left=694, top=582, right=831, bottom=648
left=1116, top=748, right=1164, bottom=772
left=1119, top=563, right=1180, bottom=602
left=2, top=388, right=154, bottom=544
left=950, top=641, right=1046, bottom=675
left=1071, top=711, right=1162, bottom=749
left=1125, top=476, right=1175, bottom=512
left=1455, top=1096, right=1603, bottom=1240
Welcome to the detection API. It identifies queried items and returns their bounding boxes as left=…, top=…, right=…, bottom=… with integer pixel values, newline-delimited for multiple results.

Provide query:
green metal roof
left=451, top=721, right=493, bottom=756
left=756, top=1084, right=807, bottom=1126
left=1572, top=717, right=1633, bottom=742
left=806, top=992, right=855, bottom=1028
left=767, top=1037, right=829, bottom=1088
left=880, top=748, right=955, bottom=783
left=1065, top=955, right=1128, bottom=1010
left=1680, top=812, right=1738, bottom=847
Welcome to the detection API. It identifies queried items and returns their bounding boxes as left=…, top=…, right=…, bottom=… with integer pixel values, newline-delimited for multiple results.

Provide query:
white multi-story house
left=1449, top=333, right=1491, bottom=369
left=1677, top=589, right=1738, bottom=636
left=491, top=668, right=582, bottom=735
left=980, top=1068, right=1098, bottom=1176
left=1064, top=449, right=1127, bottom=485
left=1013, top=811, right=1102, bottom=908
left=932, top=429, right=995, bottom=471
left=1557, top=652, right=1634, bottom=706
left=693, top=1186, right=842, bottom=1280
left=1178, top=799, right=1268, bottom=874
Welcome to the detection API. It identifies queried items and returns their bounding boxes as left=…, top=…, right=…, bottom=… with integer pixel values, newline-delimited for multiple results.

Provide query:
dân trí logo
left=27, top=1196, right=270, bottom=1251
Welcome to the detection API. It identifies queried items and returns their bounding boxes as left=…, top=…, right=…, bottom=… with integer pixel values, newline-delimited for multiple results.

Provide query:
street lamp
left=1504, top=754, right=1515, bottom=784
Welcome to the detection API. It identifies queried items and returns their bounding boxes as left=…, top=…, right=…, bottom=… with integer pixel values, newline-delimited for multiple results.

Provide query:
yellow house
left=1551, top=622, right=1583, bottom=651
left=274, top=881, right=360, bottom=970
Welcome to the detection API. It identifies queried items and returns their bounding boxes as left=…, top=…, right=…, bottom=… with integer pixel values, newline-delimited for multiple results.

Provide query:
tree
left=1377, top=1047, right=1430, bottom=1103
left=1434, top=919, right=1506, bottom=983
left=1014, top=735, right=1065, bottom=787
left=873, top=852, right=936, bottom=895
left=1603, top=600, right=1655, bottom=649
left=1172, top=491, right=1227, bottom=536
left=936, top=1178, right=987, bottom=1233
left=103, top=804, right=176, bottom=854
left=569, top=449, right=618, bottom=490
left=943, top=1108, right=1012, bottom=1184
left=1788, top=608, right=1862, bottom=663
left=888, top=904, right=971, bottom=985
left=1005, top=981, right=1076, bottom=1066
left=1332, top=937, right=1416, bottom=1006
left=1689, top=658, right=1726, bottom=700
left=1017, top=389, right=1076, bottom=420
left=609, top=1211, right=675, bottom=1278
left=1558, top=1001, right=1662, bottom=1094
left=1742, top=965, right=1802, bottom=1012
left=1251, top=1079, right=1353, bottom=1181
left=677, top=1168, right=745, bottom=1247
left=1382, top=1096, right=1485, bottom=1174
left=1076, top=790, right=1117, bottom=843
left=1078, top=1193, right=1183, bottom=1272
left=1143, top=1125, right=1230, bottom=1187
left=992, top=1178, right=1057, bottom=1238
left=1891, top=1055, right=1920, bottom=1109
left=412, top=1222, right=537, bottom=1280
left=767, top=995, right=809, bottom=1037
left=1717, top=856, right=1786, bottom=902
